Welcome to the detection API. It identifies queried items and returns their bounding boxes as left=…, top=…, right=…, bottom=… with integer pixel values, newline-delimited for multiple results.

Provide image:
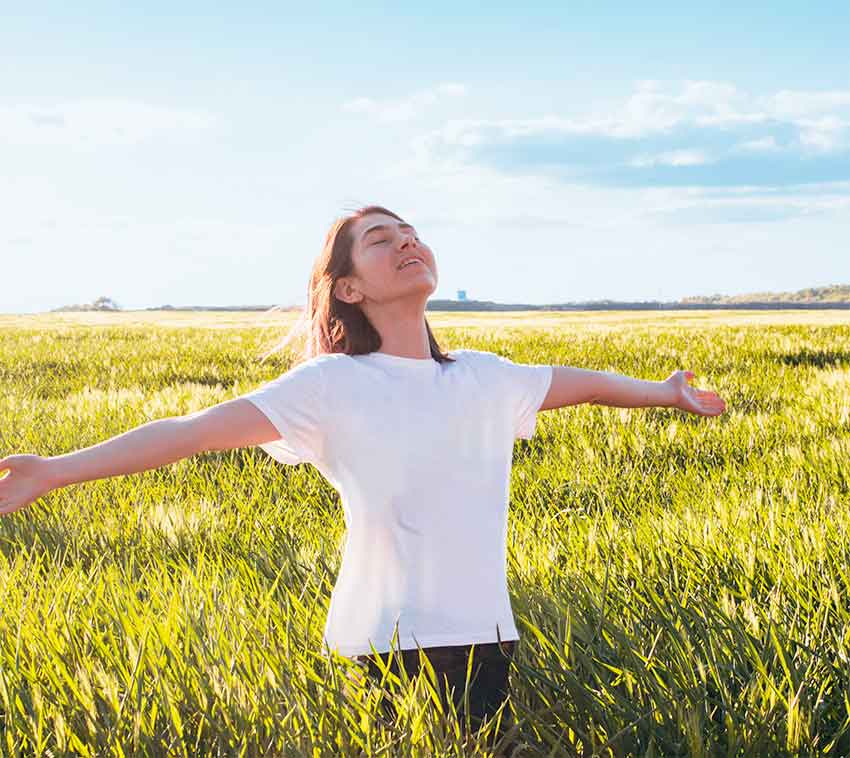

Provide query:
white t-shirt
left=241, top=348, right=553, bottom=658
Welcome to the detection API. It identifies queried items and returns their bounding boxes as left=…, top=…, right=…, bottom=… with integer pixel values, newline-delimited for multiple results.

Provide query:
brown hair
left=259, top=205, right=455, bottom=367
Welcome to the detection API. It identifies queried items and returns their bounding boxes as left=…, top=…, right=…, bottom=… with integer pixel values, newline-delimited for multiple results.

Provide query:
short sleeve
left=453, top=349, right=554, bottom=439
left=487, top=352, right=554, bottom=440
left=240, top=358, right=327, bottom=465
left=494, top=354, right=553, bottom=439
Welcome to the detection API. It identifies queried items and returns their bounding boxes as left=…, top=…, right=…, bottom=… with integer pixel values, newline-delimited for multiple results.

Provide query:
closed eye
left=373, top=236, right=420, bottom=245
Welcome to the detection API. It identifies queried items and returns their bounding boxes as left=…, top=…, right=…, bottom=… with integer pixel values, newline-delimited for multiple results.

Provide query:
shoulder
left=286, top=352, right=353, bottom=373
left=447, top=348, right=549, bottom=381
left=311, top=352, right=353, bottom=368
left=446, top=348, right=495, bottom=363
left=445, top=349, right=506, bottom=385
left=447, top=348, right=506, bottom=370
left=261, top=353, right=350, bottom=389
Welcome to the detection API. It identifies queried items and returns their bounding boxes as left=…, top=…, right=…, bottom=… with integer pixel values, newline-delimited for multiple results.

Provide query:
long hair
left=259, top=205, right=455, bottom=367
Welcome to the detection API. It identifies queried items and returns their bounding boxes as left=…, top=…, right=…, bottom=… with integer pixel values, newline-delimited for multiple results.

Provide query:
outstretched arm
left=0, top=398, right=281, bottom=517
left=540, top=366, right=726, bottom=417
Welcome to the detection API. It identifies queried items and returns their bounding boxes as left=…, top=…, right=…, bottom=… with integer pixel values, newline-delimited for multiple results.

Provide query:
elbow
left=173, top=415, right=211, bottom=456
left=586, top=389, right=605, bottom=405
left=585, top=372, right=617, bottom=406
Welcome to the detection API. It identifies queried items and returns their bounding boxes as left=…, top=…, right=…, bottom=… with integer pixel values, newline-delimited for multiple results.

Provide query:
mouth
left=397, top=256, right=426, bottom=271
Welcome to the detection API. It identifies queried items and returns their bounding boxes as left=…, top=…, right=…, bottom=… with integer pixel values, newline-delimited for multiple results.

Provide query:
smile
left=398, top=256, right=426, bottom=270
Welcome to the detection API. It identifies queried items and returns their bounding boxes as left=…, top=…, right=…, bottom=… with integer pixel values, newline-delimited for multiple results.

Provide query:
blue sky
left=4, top=2, right=850, bottom=313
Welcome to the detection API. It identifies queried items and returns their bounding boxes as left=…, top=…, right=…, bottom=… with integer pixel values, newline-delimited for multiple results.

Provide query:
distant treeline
left=50, top=284, right=850, bottom=312
left=53, top=301, right=850, bottom=312
left=423, top=300, right=850, bottom=311
left=681, top=284, right=850, bottom=304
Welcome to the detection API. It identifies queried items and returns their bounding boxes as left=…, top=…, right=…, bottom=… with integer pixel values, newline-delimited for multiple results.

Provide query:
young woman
left=0, top=204, right=726, bottom=733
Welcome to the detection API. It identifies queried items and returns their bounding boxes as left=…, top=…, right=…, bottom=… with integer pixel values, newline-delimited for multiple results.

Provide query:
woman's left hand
left=664, top=370, right=727, bottom=417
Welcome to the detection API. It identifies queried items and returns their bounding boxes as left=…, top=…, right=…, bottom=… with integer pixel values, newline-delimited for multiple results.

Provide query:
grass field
left=1, top=310, right=849, bottom=756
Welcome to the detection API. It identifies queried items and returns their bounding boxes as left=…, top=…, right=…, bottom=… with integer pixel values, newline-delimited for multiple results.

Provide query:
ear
left=333, top=276, right=363, bottom=305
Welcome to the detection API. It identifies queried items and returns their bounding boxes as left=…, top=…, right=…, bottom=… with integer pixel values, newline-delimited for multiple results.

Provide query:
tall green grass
left=1, top=313, right=848, bottom=756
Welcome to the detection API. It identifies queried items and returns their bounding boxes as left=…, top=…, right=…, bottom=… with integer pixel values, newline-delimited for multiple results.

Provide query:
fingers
left=685, top=387, right=726, bottom=415
left=701, top=394, right=726, bottom=408
left=697, top=397, right=727, bottom=415
left=690, top=385, right=724, bottom=404
left=679, top=374, right=726, bottom=416
left=696, top=391, right=724, bottom=404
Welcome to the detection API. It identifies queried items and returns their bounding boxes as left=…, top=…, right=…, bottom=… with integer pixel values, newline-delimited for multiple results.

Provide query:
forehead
left=352, top=213, right=413, bottom=240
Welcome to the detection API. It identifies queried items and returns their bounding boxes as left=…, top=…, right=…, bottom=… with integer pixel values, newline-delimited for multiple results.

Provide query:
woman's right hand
left=0, top=455, right=58, bottom=517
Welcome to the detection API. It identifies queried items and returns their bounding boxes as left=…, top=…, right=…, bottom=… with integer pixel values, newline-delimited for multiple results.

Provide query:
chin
left=400, top=280, right=437, bottom=300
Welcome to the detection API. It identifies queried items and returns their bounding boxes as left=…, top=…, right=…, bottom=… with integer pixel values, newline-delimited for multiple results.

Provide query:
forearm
left=588, top=371, right=676, bottom=408
left=47, top=417, right=201, bottom=489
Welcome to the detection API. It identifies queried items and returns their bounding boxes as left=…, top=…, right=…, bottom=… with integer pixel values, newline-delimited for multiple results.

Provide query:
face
left=334, top=213, right=438, bottom=306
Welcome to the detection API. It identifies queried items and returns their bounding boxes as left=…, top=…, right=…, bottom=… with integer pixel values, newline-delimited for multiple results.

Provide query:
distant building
left=457, top=290, right=467, bottom=301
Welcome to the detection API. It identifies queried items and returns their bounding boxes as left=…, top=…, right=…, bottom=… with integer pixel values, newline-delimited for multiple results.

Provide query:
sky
left=4, top=1, right=850, bottom=314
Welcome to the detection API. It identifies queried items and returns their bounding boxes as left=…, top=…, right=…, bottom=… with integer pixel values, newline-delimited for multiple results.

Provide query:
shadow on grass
left=774, top=349, right=850, bottom=368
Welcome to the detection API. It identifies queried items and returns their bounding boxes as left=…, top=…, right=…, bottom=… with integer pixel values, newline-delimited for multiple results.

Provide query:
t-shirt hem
left=324, top=628, right=522, bottom=658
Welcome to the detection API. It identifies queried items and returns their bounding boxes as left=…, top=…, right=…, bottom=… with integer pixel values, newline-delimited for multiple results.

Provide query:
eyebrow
left=361, top=222, right=416, bottom=240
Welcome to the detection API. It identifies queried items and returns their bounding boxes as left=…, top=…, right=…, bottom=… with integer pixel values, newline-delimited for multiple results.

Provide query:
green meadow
left=1, top=310, right=848, bottom=757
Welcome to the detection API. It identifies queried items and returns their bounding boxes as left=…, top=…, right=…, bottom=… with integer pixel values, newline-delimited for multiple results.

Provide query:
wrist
left=45, top=456, right=70, bottom=489
left=660, top=379, right=679, bottom=408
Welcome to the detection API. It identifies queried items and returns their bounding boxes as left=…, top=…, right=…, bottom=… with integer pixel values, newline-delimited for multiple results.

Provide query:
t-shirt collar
left=360, top=351, right=440, bottom=371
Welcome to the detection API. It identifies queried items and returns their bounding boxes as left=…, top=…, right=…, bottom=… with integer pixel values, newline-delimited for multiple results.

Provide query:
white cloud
left=631, top=150, right=712, bottom=167
left=618, top=79, right=750, bottom=136
left=736, top=136, right=780, bottom=152
left=763, top=89, right=850, bottom=119
left=380, top=80, right=850, bottom=229
left=411, top=81, right=850, bottom=148
left=341, top=82, right=467, bottom=122
left=0, top=99, right=217, bottom=146
left=394, top=79, right=850, bottom=200
left=796, top=116, right=850, bottom=153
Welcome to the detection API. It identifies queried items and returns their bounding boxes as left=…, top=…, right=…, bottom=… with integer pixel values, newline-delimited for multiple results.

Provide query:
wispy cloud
left=0, top=99, right=216, bottom=146
left=409, top=80, right=850, bottom=190
left=736, top=136, right=781, bottom=153
left=341, top=82, right=466, bottom=122
left=630, top=149, right=712, bottom=168
left=646, top=195, right=850, bottom=225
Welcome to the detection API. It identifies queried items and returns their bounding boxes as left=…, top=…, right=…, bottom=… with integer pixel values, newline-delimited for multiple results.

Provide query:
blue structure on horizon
left=457, top=290, right=467, bottom=301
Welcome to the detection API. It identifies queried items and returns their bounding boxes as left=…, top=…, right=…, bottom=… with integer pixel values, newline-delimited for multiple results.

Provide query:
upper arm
left=180, top=398, right=283, bottom=453
left=540, top=365, right=609, bottom=410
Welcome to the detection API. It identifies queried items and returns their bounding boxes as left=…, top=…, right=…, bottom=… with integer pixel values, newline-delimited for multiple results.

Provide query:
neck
left=362, top=297, right=431, bottom=359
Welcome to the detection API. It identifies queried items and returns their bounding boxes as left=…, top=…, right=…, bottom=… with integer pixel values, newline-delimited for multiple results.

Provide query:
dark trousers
left=351, top=639, right=517, bottom=733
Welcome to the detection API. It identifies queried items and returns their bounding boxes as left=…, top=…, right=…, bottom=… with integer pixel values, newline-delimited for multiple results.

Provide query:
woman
left=0, top=204, right=726, bottom=735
